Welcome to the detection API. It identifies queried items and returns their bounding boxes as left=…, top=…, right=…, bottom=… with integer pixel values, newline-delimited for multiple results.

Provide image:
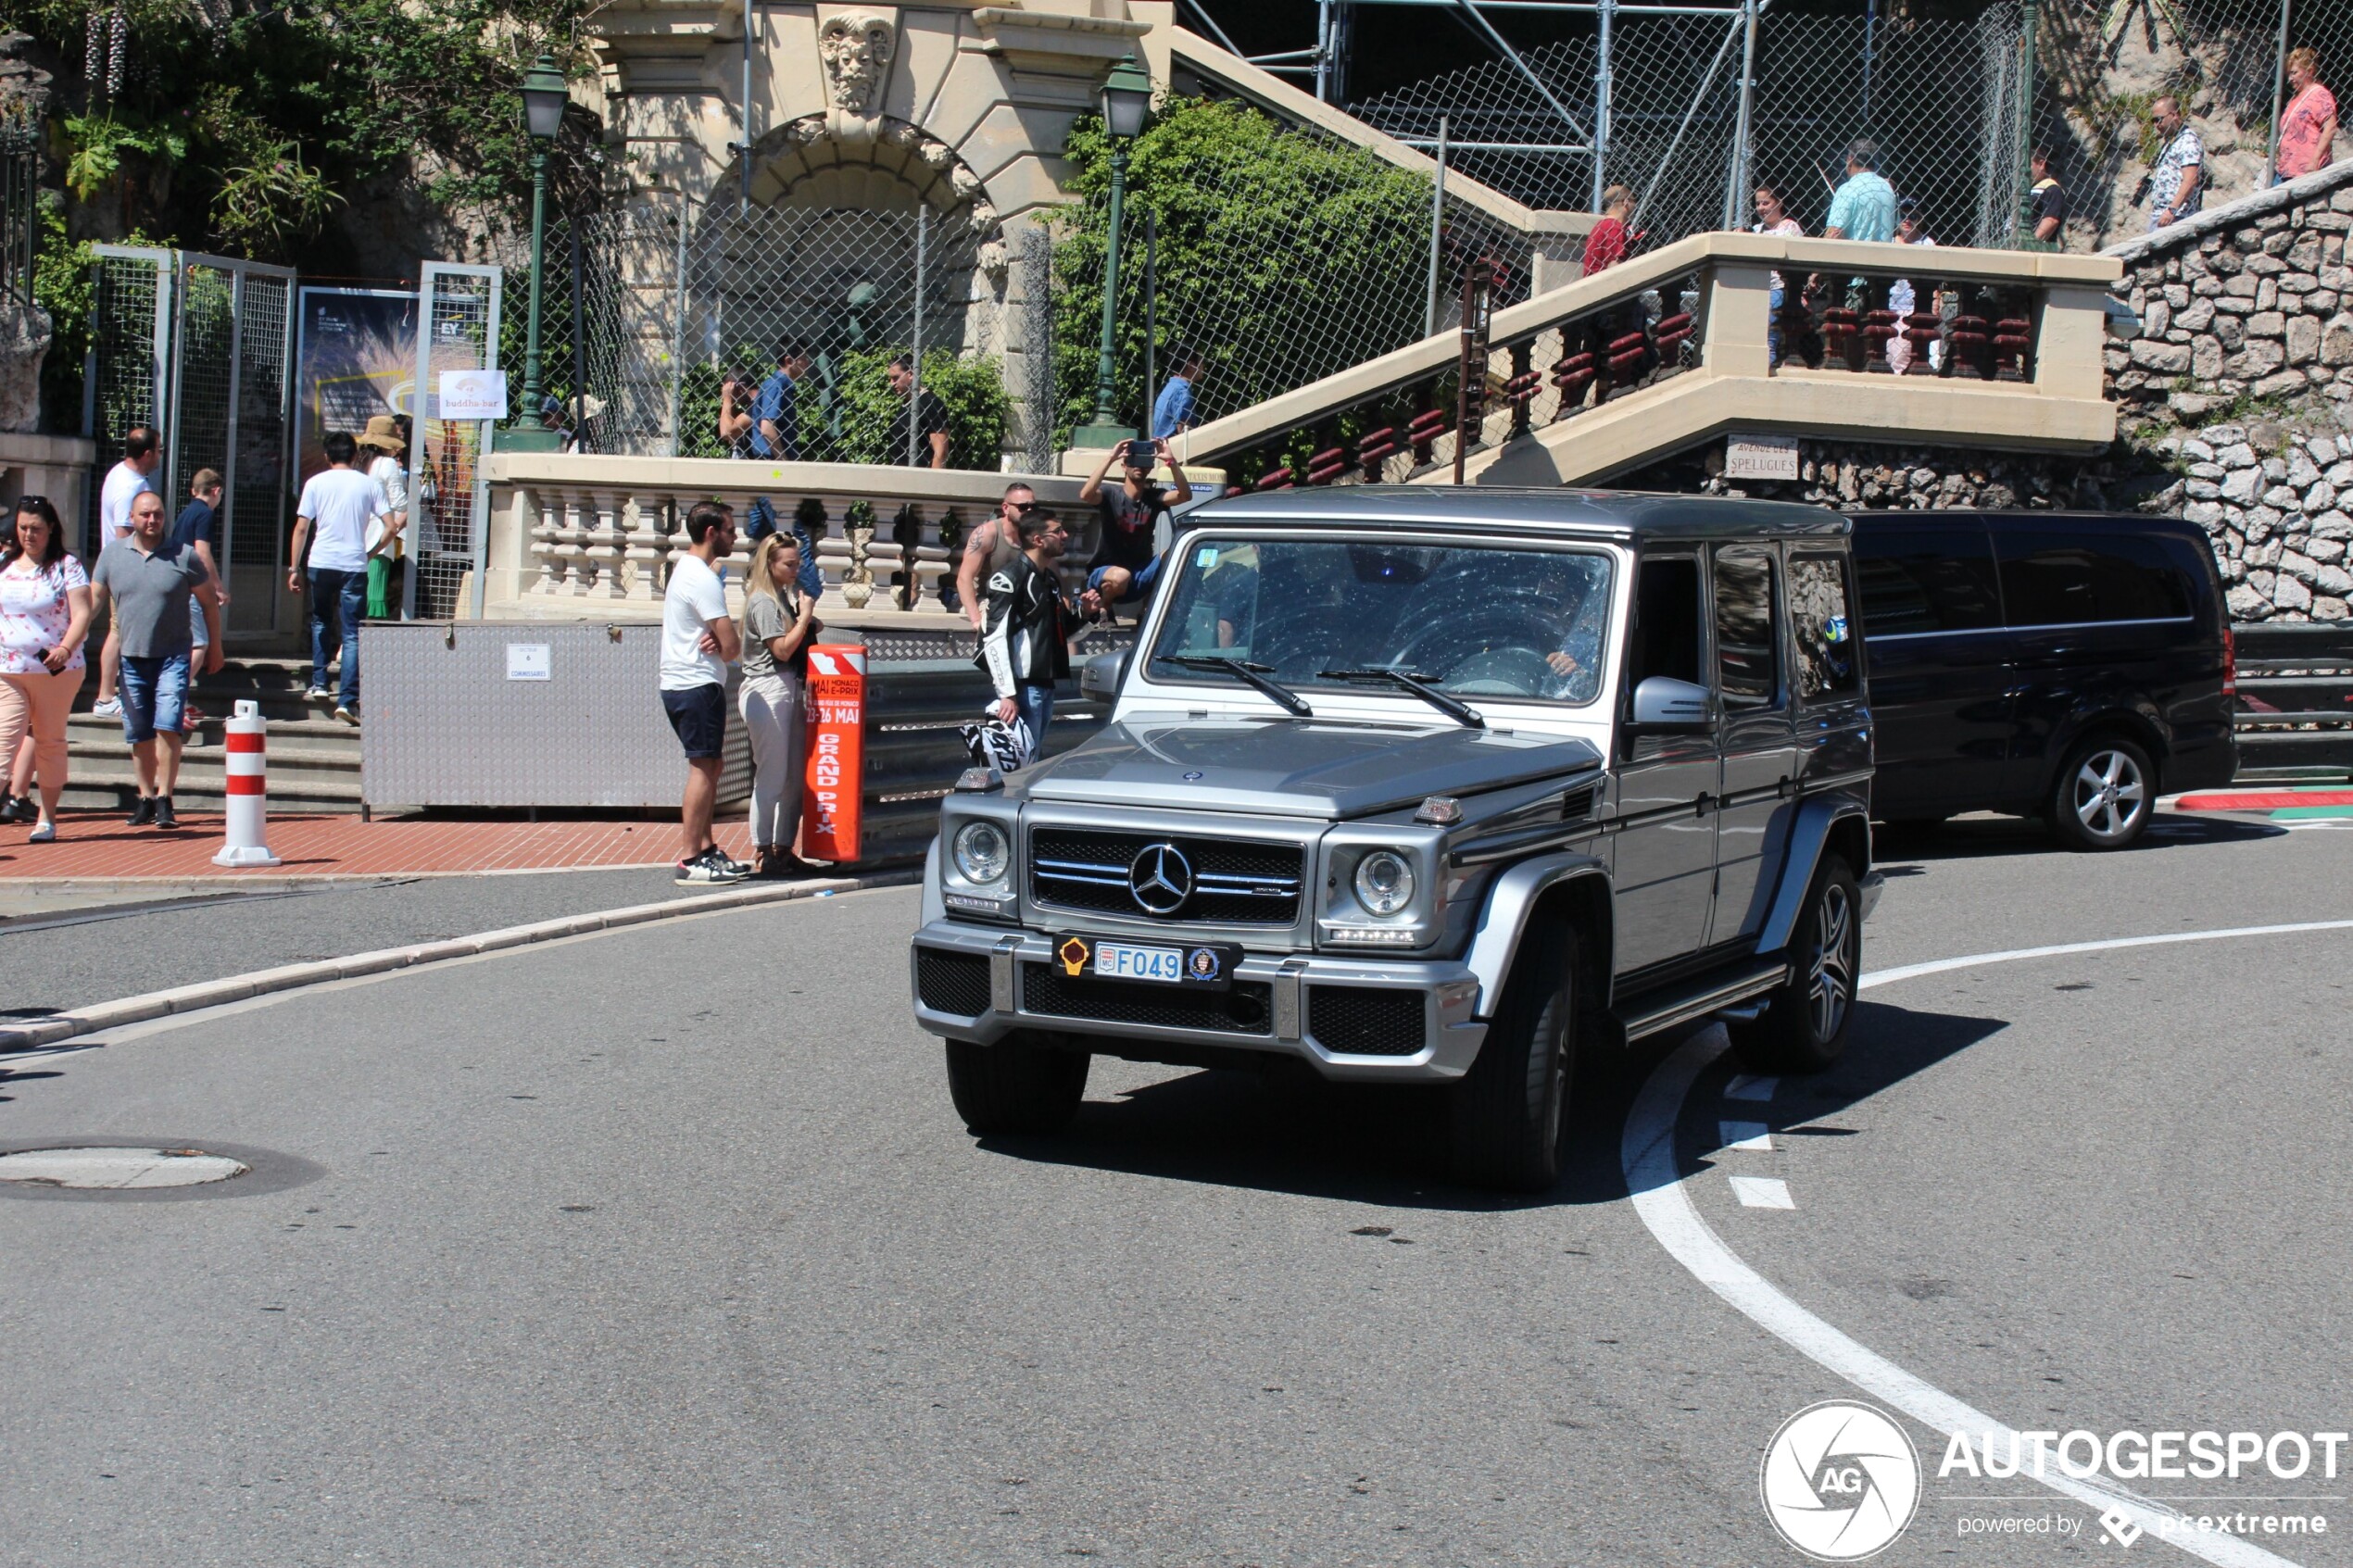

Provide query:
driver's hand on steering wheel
left=1545, top=651, right=1580, bottom=676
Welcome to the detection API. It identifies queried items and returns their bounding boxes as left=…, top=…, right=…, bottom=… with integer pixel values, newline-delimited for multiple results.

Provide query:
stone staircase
left=56, top=656, right=363, bottom=815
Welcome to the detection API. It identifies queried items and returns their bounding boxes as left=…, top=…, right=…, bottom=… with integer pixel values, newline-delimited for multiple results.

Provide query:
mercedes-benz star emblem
left=1127, top=843, right=1194, bottom=916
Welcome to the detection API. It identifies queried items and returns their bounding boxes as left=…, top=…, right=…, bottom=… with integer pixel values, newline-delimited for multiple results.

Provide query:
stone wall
left=1617, top=439, right=2147, bottom=514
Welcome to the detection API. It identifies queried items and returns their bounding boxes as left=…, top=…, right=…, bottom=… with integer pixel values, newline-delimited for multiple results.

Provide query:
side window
left=1996, top=532, right=2195, bottom=626
left=1627, top=554, right=1704, bottom=688
left=1851, top=525, right=2002, bottom=636
left=1713, top=546, right=1781, bottom=710
left=1789, top=553, right=1861, bottom=700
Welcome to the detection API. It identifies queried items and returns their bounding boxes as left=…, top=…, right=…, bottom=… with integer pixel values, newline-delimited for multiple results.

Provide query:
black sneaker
left=127, top=796, right=157, bottom=827
left=0, top=795, right=33, bottom=824
left=153, top=796, right=179, bottom=830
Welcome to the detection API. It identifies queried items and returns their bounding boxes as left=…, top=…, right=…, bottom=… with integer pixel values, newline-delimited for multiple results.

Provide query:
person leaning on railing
left=1751, top=183, right=1805, bottom=367
left=2276, top=47, right=2340, bottom=185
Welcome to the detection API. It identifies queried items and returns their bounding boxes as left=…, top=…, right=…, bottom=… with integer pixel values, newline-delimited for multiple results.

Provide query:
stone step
left=57, top=715, right=361, bottom=811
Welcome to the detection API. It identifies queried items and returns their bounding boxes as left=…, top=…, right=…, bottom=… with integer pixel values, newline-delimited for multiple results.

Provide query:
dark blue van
left=1850, top=511, right=2236, bottom=850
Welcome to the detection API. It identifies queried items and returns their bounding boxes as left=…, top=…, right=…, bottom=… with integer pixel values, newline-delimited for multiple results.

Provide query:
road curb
left=0, top=870, right=920, bottom=1052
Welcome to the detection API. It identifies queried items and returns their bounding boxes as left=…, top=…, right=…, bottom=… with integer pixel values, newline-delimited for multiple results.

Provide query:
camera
left=1121, top=437, right=1157, bottom=469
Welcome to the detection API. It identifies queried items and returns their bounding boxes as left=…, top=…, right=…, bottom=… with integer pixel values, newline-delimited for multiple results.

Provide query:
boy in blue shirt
left=1151, top=345, right=1206, bottom=442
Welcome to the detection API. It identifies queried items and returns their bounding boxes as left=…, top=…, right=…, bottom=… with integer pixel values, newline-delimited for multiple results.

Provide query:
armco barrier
left=2234, top=622, right=2353, bottom=777
left=858, top=658, right=1103, bottom=864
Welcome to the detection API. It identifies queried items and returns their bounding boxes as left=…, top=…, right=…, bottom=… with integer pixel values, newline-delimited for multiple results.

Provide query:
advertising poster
left=802, top=644, right=867, bottom=862
left=293, top=287, right=418, bottom=485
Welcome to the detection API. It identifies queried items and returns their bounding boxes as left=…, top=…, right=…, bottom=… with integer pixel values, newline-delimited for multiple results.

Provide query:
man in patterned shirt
left=2146, top=97, right=2205, bottom=231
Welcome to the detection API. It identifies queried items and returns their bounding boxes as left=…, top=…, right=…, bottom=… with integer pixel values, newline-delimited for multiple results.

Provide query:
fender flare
left=1754, top=797, right=1870, bottom=957
left=1463, top=850, right=1612, bottom=1016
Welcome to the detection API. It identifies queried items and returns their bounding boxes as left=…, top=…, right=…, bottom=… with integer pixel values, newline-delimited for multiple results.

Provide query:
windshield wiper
left=1167, top=655, right=1315, bottom=718
left=1318, top=667, right=1486, bottom=730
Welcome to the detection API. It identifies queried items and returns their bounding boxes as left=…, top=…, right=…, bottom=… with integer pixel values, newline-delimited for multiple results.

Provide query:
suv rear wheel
left=1450, top=925, right=1579, bottom=1192
left=1730, top=855, right=1860, bottom=1074
left=2049, top=734, right=2154, bottom=851
left=945, top=1034, right=1090, bottom=1135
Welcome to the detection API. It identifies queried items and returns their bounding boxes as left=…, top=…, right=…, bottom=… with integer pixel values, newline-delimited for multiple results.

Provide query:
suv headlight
left=952, top=820, right=1011, bottom=885
left=1354, top=850, right=1415, bottom=915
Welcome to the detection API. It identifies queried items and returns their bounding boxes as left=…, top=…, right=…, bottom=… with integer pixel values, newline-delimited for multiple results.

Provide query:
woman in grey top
left=738, top=531, right=822, bottom=877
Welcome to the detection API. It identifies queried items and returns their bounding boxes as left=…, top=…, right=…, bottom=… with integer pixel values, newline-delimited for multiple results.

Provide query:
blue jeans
left=119, top=652, right=190, bottom=745
left=309, top=566, right=365, bottom=707
left=1015, top=684, right=1055, bottom=760
left=1768, top=283, right=1784, bottom=365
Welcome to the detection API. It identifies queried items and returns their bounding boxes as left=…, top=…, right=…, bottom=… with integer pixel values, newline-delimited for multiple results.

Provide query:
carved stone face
left=818, top=13, right=895, bottom=116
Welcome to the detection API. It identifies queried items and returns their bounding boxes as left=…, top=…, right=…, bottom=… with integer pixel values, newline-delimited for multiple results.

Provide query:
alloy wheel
left=2071, top=748, right=2147, bottom=842
left=1806, top=883, right=1856, bottom=1042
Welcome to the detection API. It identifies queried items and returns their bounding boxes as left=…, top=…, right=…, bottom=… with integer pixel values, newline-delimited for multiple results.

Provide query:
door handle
left=1694, top=793, right=1715, bottom=817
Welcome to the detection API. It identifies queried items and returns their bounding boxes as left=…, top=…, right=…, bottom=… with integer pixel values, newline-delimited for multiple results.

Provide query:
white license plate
left=1095, top=941, right=1185, bottom=984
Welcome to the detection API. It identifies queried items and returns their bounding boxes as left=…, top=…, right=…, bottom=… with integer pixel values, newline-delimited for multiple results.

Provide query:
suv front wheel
left=1450, top=924, right=1579, bottom=1192
left=945, top=1034, right=1090, bottom=1135
left=1729, top=855, right=1860, bottom=1073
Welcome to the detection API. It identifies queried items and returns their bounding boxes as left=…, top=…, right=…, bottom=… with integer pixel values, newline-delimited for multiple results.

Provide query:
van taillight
left=2222, top=624, right=2237, bottom=699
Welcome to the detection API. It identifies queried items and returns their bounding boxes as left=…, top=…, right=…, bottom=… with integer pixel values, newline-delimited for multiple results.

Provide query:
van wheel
left=1730, top=856, right=1860, bottom=1074
left=945, top=1034, right=1089, bottom=1135
left=1449, top=925, right=1578, bottom=1193
left=2050, top=734, right=2154, bottom=851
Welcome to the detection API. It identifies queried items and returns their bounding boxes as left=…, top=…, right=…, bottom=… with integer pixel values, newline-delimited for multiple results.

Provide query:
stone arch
left=727, top=113, right=1005, bottom=279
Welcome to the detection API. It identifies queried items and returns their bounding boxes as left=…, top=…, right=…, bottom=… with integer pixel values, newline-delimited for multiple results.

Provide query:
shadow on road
left=983, top=997, right=2012, bottom=1211
left=1874, top=809, right=2282, bottom=865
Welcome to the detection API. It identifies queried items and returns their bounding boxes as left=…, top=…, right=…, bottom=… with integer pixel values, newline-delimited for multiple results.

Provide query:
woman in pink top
left=0, top=497, right=93, bottom=841
left=2278, top=47, right=2339, bottom=182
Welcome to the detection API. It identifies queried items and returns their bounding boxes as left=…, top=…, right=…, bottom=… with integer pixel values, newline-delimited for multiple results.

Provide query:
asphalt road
left=4, top=806, right=2349, bottom=1566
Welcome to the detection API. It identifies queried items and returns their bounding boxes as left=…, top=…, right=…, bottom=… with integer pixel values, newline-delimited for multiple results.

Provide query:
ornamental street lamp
left=1076, top=51, right=1154, bottom=448
left=503, top=50, right=569, bottom=451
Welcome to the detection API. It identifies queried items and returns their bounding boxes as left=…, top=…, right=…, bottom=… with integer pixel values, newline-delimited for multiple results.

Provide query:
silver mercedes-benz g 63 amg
left=909, top=488, right=1879, bottom=1190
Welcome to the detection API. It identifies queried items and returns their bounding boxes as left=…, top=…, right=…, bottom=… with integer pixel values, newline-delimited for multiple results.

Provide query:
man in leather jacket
left=979, top=508, right=1076, bottom=755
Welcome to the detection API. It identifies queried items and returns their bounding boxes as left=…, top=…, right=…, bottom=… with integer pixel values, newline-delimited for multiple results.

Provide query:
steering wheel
left=1395, top=605, right=1565, bottom=684
left=1441, top=646, right=1560, bottom=697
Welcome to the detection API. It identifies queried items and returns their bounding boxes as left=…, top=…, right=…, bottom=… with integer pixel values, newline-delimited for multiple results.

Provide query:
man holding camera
left=1076, top=437, right=1191, bottom=625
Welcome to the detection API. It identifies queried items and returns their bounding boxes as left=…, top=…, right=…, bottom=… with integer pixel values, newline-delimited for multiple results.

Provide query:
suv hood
left=1015, top=717, right=1603, bottom=820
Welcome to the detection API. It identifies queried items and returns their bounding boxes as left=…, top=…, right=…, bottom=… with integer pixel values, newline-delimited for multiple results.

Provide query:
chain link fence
left=512, top=195, right=1013, bottom=471
left=1352, top=5, right=2032, bottom=252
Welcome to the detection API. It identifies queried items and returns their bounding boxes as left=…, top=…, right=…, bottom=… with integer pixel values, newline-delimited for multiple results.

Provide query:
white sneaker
left=333, top=705, right=359, bottom=726
left=305, top=685, right=329, bottom=699
left=92, top=696, right=122, bottom=717
left=674, top=850, right=749, bottom=886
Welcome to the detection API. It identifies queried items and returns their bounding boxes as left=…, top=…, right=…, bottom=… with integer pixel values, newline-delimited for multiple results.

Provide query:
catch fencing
left=510, top=195, right=1010, bottom=470
left=1351, top=4, right=2032, bottom=253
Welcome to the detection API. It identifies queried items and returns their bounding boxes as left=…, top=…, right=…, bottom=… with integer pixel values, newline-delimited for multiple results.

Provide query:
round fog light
left=1354, top=850, right=1415, bottom=915
left=953, top=821, right=1011, bottom=884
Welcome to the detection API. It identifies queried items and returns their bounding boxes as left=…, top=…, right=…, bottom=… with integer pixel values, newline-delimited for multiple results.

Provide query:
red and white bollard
left=213, top=699, right=281, bottom=868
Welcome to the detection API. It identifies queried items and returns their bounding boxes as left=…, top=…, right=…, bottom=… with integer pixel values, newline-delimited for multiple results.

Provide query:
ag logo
left=1759, top=1400, right=1920, bottom=1561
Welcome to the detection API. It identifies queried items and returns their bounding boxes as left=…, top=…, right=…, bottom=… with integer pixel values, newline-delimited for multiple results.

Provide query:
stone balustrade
left=476, top=455, right=1120, bottom=620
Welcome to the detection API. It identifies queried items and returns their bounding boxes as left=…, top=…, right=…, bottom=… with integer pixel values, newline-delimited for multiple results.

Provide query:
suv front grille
left=1307, top=986, right=1426, bottom=1056
left=1021, top=963, right=1274, bottom=1035
left=1029, top=828, right=1304, bottom=924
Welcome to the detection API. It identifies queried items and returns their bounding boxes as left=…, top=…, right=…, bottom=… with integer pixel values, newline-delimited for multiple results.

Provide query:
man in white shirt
left=90, top=425, right=163, bottom=718
left=288, top=430, right=388, bottom=725
left=661, top=500, right=748, bottom=884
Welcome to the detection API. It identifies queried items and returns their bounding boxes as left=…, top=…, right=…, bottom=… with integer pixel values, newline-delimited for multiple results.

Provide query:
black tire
left=1729, top=854, right=1861, bottom=1074
left=1449, top=923, right=1579, bottom=1193
left=2047, top=733, right=2155, bottom=851
left=944, top=1033, right=1089, bottom=1135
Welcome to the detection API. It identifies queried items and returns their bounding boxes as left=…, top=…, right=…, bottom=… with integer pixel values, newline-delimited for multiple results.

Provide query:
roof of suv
left=1189, top=485, right=1848, bottom=540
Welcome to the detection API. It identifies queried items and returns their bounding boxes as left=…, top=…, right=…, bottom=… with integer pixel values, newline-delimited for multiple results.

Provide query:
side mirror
left=1630, top=674, right=1712, bottom=730
left=1080, top=648, right=1130, bottom=702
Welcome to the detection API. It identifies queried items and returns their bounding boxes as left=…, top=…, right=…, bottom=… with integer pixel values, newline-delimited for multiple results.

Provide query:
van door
left=1710, top=545, right=1804, bottom=942
left=1611, top=551, right=1718, bottom=974
left=1994, top=523, right=2197, bottom=799
left=1850, top=521, right=2015, bottom=817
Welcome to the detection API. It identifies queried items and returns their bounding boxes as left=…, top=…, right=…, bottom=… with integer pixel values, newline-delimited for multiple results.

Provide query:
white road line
left=1724, top=1073, right=1779, bottom=1101
left=1719, top=1121, right=1775, bottom=1151
left=1623, top=915, right=2353, bottom=1568
left=1857, top=918, right=2353, bottom=993
left=1728, top=1174, right=1794, bottom=1208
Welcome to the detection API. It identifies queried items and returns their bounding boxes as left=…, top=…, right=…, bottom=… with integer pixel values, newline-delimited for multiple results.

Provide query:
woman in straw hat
left=355, top=414, right=409, bottom=618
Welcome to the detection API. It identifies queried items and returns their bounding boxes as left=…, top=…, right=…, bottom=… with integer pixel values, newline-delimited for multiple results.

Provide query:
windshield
left=1146, top=537, right=1616, bottom=706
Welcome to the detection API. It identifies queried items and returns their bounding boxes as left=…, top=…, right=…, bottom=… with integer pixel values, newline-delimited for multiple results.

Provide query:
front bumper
left=909, top=920, right=1490, bottom=1082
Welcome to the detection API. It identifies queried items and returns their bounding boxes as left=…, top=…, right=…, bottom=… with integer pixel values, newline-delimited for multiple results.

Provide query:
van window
left=1713, top=546, right=1781, bottom=709
left=1789, top=553, right=1861, bottom=699
left=1995, top=533, right=2194, bottom=626
left=1628, top=554, right=1703, bottom=688
left=1851, top=525, right=2002, bottom=635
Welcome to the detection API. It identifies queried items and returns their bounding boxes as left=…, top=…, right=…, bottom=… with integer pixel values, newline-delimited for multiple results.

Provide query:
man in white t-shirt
left=90, top=425, right=163, bottom=717
left=662, top=500, right=747, bottom=884
left=288, top=430, right=389, bottom=725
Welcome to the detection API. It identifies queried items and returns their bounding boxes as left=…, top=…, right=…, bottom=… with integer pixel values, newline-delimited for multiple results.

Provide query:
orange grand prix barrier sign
left=803, top=644, right=867, bottom=863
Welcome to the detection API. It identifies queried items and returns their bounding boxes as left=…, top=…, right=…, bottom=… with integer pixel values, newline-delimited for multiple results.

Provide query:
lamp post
left=1076, top=51, right=1153, bottom=448
left=503, top=50, right=569, bottom=452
